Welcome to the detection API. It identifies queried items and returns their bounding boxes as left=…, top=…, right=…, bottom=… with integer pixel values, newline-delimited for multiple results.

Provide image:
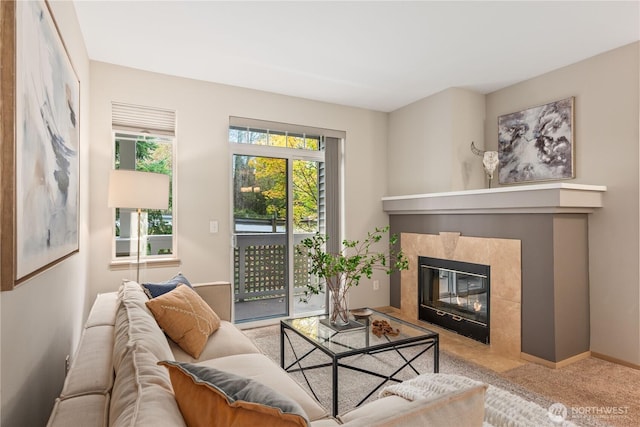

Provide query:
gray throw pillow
left=159, top=360, right=310, bottom=427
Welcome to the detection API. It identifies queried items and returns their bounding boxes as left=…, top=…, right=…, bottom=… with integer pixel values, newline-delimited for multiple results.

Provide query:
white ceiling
left=73, top=1, right=640, bottom=112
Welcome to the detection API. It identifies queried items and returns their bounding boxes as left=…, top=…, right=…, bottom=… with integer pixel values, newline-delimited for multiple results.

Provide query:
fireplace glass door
left=426, top=269, right=487, bottom=323
left=419, top=257, right=490, bottom=344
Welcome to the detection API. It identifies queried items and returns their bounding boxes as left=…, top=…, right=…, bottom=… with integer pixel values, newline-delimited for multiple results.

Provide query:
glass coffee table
left=280, top=309, right=439, bottom=416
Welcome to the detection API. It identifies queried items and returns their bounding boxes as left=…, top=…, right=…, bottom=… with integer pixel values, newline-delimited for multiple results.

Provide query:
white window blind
left=112, top=102, right=176, bottom=136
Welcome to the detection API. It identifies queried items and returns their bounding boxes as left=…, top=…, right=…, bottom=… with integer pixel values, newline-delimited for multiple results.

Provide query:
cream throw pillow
left=146, top=284, right=220, bottom=359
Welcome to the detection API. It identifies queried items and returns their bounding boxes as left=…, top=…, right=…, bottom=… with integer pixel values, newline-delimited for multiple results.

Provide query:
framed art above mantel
left=1, top=0, right=80, bottom=290
left=498, top=97, right=575, bottom=185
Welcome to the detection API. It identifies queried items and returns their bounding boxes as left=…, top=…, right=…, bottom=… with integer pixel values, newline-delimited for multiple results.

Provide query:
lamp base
left=128, top=260, right=147, bottom=284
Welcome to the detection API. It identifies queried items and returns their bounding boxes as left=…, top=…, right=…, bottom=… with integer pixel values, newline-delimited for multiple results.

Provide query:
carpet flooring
left=243, top=325, right=617, bottom=426
left=500, top=357, right=640, bottom=427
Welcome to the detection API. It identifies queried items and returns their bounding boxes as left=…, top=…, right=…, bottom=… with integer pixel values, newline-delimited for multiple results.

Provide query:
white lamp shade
left=108, top=170, right=170, bottom=210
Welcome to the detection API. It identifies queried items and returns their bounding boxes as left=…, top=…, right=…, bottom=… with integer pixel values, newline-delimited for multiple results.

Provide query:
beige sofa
left=47, top=281, right=486, bottom=426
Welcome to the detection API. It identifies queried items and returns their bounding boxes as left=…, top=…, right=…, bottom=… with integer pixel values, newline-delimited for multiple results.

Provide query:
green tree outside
left=234, top=133, right=320, bottom=232
left=115, top=135, right=173, bottom=237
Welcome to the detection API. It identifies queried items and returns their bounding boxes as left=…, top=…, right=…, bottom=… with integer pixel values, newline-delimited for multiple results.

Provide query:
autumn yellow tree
left=235, top=133, right=320, bottom=231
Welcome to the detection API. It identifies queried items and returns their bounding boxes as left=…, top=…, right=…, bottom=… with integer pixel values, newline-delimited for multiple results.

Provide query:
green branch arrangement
left=296, top=226, right=409, bottom=307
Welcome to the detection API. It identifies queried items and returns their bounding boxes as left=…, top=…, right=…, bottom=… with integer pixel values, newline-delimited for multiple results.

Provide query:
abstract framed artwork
left=1, top=0, right=80, bottom=290
left=498, top=97, right=574, bottom=185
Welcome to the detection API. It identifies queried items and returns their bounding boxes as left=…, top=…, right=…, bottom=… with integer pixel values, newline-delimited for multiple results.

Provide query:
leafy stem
left=296, top=226, right=409, bottom=303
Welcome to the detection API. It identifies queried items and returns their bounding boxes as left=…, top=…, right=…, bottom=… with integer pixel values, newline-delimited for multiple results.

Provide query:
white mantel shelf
left=382, top=183, right=607, bottom=215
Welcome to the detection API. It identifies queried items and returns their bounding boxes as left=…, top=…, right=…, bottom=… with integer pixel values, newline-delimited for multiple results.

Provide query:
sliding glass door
left=230, top=122, right=338, bottom=323
left=232, top=156, right=326, bottom=323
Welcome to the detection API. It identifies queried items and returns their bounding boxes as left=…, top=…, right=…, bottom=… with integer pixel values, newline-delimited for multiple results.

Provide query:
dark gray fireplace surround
left=389, top=213, right=590, bottom=364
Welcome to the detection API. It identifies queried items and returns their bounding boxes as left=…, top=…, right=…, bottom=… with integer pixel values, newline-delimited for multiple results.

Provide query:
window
left=111, top=102, right=176, bottom=262
left=229, top=126, right=320, bottom=150
left=230, top=127, right=324, bottom=233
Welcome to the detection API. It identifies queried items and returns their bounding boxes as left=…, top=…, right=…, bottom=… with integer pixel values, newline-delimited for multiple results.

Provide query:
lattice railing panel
left=234, top=233, right=314, bottom=301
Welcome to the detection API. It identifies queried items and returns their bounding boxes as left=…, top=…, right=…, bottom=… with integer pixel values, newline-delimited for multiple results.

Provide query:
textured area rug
left=381, top=373, right=578, bottom=427
left=243, top=325, right=607, bottom=426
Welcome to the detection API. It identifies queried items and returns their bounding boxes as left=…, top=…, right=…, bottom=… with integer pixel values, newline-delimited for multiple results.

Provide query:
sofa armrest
left=193, top=282, right=232, bottom=321
left=338, top=384, right=487, bottom=427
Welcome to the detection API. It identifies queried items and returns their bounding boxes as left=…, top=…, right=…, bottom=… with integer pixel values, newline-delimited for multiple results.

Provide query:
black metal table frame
left=280, top=315, right=439, bottom=417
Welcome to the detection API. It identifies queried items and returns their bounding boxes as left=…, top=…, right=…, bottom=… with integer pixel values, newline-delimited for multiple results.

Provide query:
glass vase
left=329, top=284, right=350, bottom=326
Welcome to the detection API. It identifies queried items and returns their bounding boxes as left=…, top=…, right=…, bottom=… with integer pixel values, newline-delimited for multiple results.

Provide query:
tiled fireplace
left=384, top=183, right=606, bottom=366
left=400, top=232, right=521, bottom=359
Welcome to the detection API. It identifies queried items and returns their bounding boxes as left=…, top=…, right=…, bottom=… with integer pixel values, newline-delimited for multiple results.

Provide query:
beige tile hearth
left=377, top=306, right=526, bottom=373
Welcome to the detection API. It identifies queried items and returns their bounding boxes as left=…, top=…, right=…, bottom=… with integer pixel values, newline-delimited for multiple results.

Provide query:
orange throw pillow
left=159, top=361, right=309, bottom=427
left=146, top=284, right=220, bottom=358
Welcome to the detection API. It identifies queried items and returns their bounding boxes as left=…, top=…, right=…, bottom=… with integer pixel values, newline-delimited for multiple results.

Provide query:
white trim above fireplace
left=382, top=183, right=606, bottom=215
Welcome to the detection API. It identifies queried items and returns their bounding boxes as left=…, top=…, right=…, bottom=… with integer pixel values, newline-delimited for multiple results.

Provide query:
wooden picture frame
left=1, top=0, right=80, bottom=290
left=498, top=97, right=575, bottom=185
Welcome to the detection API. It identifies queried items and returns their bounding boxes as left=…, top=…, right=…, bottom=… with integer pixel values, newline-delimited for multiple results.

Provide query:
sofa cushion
left=338, top=396, right=413, bottom=424
left=84, top=292, right=118, bottom=328
left=309, top=420, right=341, bottom=427
left=142, top=273, right=192, bottom=298
left=340, top=373, right=487, bottom=426
left=113, top=282, right=173, bottom=371
left=160, top=361, right=310, bottom=427
left=46, top=394, right=110, bottom=427
left=338, top=385, right=487, bottom=427
left=60, top=325, right=114, bottom=398
left=168, top=321, right=260, bottom=362
left=110, top=343, right=186, bottom=427
left=146, top=284, right=221, bottom=359
left=198, top=353, right=328, bottom=422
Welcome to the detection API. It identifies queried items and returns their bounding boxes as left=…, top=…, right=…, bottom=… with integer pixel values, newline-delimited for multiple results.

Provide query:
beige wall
left=450, top=89, right=487, bottom=190
left=88, top=62, right=393, bottom=309
left=0, top=2, right=91, bottom=426
left=485, top=42, right=640, bottom=366
left=387, top=87, right=486, bottom=195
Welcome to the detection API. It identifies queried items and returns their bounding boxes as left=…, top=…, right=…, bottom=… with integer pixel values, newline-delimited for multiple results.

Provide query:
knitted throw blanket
left=379, top=374, right=577, bottom=427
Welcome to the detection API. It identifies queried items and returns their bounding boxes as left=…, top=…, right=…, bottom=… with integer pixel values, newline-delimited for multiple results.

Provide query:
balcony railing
left=234, top=232, right=315, bottom=302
